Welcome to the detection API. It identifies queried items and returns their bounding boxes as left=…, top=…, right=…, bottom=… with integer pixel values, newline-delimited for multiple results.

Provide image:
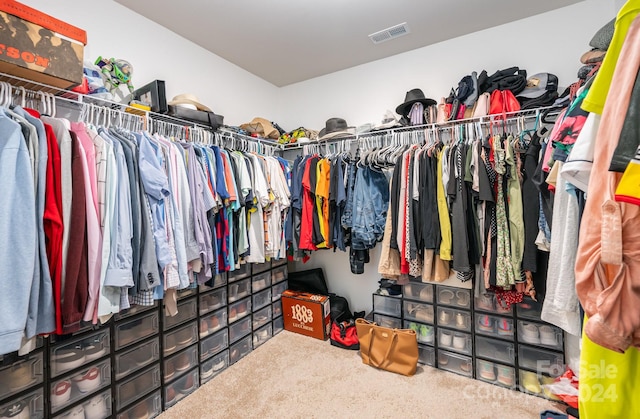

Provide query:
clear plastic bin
left=53, top=389, right=111, bottom=419
left=252, top=323, right=273, bottom=348
left=403, top=320, right=435, bottom=345
left=374, top=313, right=402, bottom=329
left=437, top=350, right=472, bottom=377
left=252, top=261, right=271, bottom=274
left=229, top=316, right=252, bottom=344
left=252, top=288, right=272, bottom=312
left=403, top=282, right=434, bottom=303
left=163, top=368, right=198, bottom=409
left=418, top=345, right=435, bottom=367
left=229, top=335, right=253, bottom=365
left=475, top=314, right=514, bottom=339
left=515, top=297, right=543, bottom=320
left=51, top=359, right=111, bottom=413
left=476, top=360, right=516, bottom=388
left=271, top=280, right=288, bottom=302
left=272, top=300, right=282, bottom=318
left=116, top=389, right=161, bottom=419
left=114, top=311, right=159, bottom=350
left=228, top=297, right=251, bottom=324
left=517, top=320, right=563, bottom=351
left=200, top=350, right=229, bottom=384
left=228, top=263, right=250, bottom=282
left=436, top=285, right=471, bottom=309
left=253, top=305, right=272, bottom=330
left=199, top=308, right=227, bottom=339
left=437, top=329, right=472, bottom=355
left=475, top=293, right=513, bottom=314
left=200, top=328, right=229, bottom=361
left=517, top=345, right=565, bottom=376
left=114, top=302, right=157, bottom=321
left=437, top=307, right=471, bottom=331
left=475, top=336, right=515, bottom=365
left=199, top=288, right=226, bottom=316
left=273, top=316, right=284, bottom=335
left=163, top=321, right=198, bottom=357
left=228, top=278, right=251, bottom=303
left=164, top=297, right=197, bottom=330
left=164, top=344, right=198, bottom=383
left=0, top=388, right=43, bottom=419
left=115, top=364, right=161, bottom=410
left=403, top=301, right=434, bottom=324
left=252, top=271, right=272, bottom=293
left=198, top=273, right=228, bottom=292
left=50, top=329, right=110, bottom=377
left=271, top=265, right=288, bottom=284
left=114, top=338, right=159, bottom=381
left=373, top=294, right=402, bottom=317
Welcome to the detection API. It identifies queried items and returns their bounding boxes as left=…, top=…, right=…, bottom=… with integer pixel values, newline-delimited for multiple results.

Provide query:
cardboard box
left=281, top=290, right=331, bottom=340
left=0, top=1, right=85, bottom=89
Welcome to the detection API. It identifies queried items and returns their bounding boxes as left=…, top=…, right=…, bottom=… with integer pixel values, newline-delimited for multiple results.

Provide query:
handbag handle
left=363, top=327, right=399, bottom=369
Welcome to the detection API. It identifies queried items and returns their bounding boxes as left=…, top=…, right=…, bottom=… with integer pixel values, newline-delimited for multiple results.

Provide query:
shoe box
left=281, top=290, right=331, bottom=340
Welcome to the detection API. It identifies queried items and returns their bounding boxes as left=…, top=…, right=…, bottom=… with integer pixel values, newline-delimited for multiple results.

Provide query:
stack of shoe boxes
left=402, top=281, right=436, bottom=366
left=371, top=291, right=403, bottom=329
left=113, top=304, right=162, bottom=419
left=515, top=296, right=565, bottom=400
left=434, top=285, right=474, bottom=378
left=198, top=274, right=229, bottom=385
left=271, top=260, right=288, bottom=335
left=251, top=266, right=273, bottom=349
left=0, top=338, right=44, bottom=418
left=227, top=264, right=253, bottom=365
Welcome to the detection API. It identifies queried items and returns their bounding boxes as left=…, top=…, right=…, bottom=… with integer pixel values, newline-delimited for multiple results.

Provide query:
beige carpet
left=159, top=331, right=562, bottom=419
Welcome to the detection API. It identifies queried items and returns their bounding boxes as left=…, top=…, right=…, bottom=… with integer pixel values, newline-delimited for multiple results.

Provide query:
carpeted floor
left=159, top=331, right=562, bottom=419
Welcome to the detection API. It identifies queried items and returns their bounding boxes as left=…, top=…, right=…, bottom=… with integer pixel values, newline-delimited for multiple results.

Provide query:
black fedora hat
left=318, top=117, right=355, bottom=140
left=395, top=88, right=437, bottom=116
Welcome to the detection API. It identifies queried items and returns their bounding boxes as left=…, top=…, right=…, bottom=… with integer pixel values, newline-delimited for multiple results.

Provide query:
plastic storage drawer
left=228, top=278, right=251, bottom=303
left=199, top=288, right=226, bottom=315
left=518, top=345, right=564, bottom=376
left=437, top=350, right=473, bottom=377
left=271, top=280, right=288, bottom=302
left=0, top=352, right=44, bottom=400
left=252, top=271, right=272, bottom=293
left=476, top=360, right=516, bottom=388
left=164, top=297, right=197, bottom=330
left=0, top=388, right=43, bottom=419
left=437, top=285, right=471, bottom=309
left=252, top=261, right=271, bottom=274
left=200, top=328, right=228, bottom=361
left=164, top=344, right=198, bottom=383
left=253, top=288, right=272, bottom=311
left=373, top=294, right=402, bottom=317
left=475, top=293, right=512, bottom=314
left=50, top=359, right=111, bottom=413
left=517, top=320, right=563, bottom=351
left=199, top=273, right=227, bottom=292
left=228, top=297, right=251, bottom=324
left=374, top=313, right=402, bottom=329
left=228, top=263, right=250, bottom=282
left=229, top=316, right=252, bottom=344
left=516, top=297, right=543, bottom=320
left=253, top=323, right=273, bottom=348
left=163, top=321, right=198, bottom=357
left=115, top=364, right=161, bottom=410
left=272, top=265, right=288, bottom=284
left=403, top=282, right=434, bottom=303
left=177, top=287, right=197, bottom=300
left=437, top=307, right=471, bottom=331
left=272, top=258, right=287, bottom=268
left=475, top=314, right=514, bottom=339
left=229, top=335, right=253, bottom=365
left=437, top=329, right=472, bottom=355
left=418, top=345, right=435, bottom=366
left=114, top=311, right=159, bottom=350
left=519, top=369, right=561, bottom=400
left=50, top=329, right=110, bottom=377
left=200, top=350, right=229, bottom=384
left=253, top=305, right=272, bottom=330
left=53, top=389, right=111, bottom=419
left=116, top=389, right=161, bottom=419
left=475, top=336, right=515, bottom=365
left=273, top=316, right=284, bottom=335
left=164, top=368, right=198, bottom=408
left=404, top=320, right=435, bottom=345
left=114, top=302, right=157, bottom=321
left=272, top=300, right=282, bottom=318
left=114, top=337, right=160, bottom=381
left=402, top=301, right=433, bottom=324
left=199, top=308, right=227, bottom=339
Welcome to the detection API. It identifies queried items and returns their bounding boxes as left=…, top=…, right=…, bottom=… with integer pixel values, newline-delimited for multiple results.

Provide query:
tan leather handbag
left=355, top=318, right=419, bottom=376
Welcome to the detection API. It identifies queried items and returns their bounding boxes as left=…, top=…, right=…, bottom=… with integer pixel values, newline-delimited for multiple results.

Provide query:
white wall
left=21, top=0, right=279, bottom=126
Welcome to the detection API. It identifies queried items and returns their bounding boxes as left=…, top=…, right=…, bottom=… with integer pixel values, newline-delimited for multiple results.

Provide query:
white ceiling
left=116, top=0, right=583, bottom=87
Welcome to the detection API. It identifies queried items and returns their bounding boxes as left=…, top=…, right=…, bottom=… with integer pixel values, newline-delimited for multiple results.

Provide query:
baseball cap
left=517, top=73, right=558, bottom=99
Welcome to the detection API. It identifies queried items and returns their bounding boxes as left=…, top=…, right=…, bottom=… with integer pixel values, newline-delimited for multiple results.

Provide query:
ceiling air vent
left=368, top=22, right=410, bottom=44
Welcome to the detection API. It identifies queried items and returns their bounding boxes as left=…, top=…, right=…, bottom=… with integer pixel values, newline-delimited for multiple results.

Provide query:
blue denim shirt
left=351, top=166, right=389, bottom=250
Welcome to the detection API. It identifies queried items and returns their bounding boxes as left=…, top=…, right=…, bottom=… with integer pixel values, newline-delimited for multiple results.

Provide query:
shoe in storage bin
left=50, top=330, right=110, bottom=377
left=0, top=352, right=43, bottom=401
left=163, top=368, right=199, bottom=409
left=437, top=329, right=471, bottom=355
left=114, top=311, right=159, bottom=350
left=0, top=388, right=43, bottom=419
left=199, top=288, right=226, bottom=316
left=272, top=300, right=282, bottom=318
left=116, top=389, right=161, bottom=419
left=271, top=265, right=288, bottom=284
left=517, top=345, right=564, bottom=376
left=199, top=273, right=227, bottom=293
left=475, top=314, right=514, bottom=339
left=114, top=338, right=159, bottom=381
left=519, top=370, right=561, bottom=400
left=163, top=321, right=198, bottom=357
left=437, top=286, right=471, bottom=309
left=417, top=345, right=435, bottom=367
left=403, top=282, right=434, bottom=303
left=253, top=323, right=273, bottom=348
left=200, top=350, right=229, bottom=384
left=475, top=293, right=512, bottom=314
left=437, top=307, right=470, bottom=331
left=252, top=288, right=272, bottom=311
left=252, top=271, right=272, bottom=293
left=229, top=316, right=252, bottom=343
left=518, top=320, right=563, bottom=350
left=373, top=294, right=402, bottom=317
left=476, top=360, right=516, bottom=388
left=229, top=335, right=253, bottom=365
left=115, top=364, right=161, bottom=410
left=200, top=328, right=228, bottom=361
left=50, top=359, right=111, bottom=413
left=516, top=297, right=543, bottom=320
left=199, top=308, right=227, bottom=339
left=228, top=263, right=250, bottom=282
left=404, top=321, right=435, bottom=345
left=475, top=336, right=515, bottom=365
left=228, top=278, right=251, bottom=303
left=114, top=302, right=158, bottom=321
left=253, top=305, right=272, bottom=330
left=271, top=280, right=288, bottom=302
left=437, top=350, right=473, bottom=378
left=164, top=344, right=198, bottom=383
left=252, top=261, right=271, bottom=274
left=273, top=316, right=284, bottom=335
left=163, top=297, right=197, bottom=331
left=374, top=313, right=402, bottom=329
left=53, top=389, right=111, bottom=419
left=228, top=297, right=251, bottom=324
left=403, top=301, right=434, bottom=324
